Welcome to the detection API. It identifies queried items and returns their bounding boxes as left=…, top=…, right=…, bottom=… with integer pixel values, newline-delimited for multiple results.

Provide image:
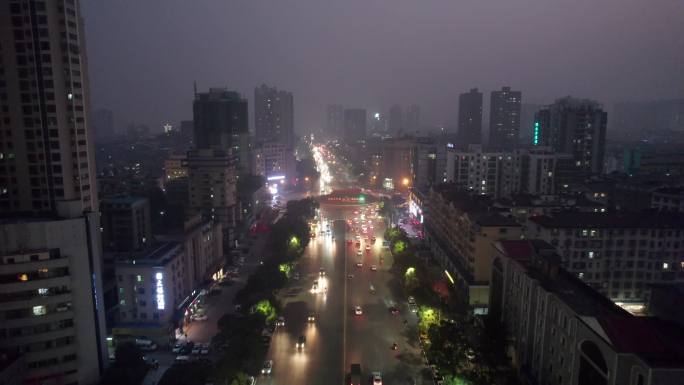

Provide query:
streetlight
left=402, top=177, right=410, bottom=186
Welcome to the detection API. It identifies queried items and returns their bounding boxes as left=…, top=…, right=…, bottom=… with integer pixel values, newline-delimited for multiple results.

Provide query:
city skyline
left=82, top=0, right=684, bottom=133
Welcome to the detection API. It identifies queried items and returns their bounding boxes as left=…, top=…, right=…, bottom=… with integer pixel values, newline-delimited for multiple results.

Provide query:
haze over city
left=83, top=0, right=684, bottom=133
left=2, top=1, right=684, bottom=385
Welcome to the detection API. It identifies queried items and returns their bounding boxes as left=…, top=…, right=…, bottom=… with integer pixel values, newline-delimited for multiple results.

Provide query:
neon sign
left=155, top=272, right=165, bottom=310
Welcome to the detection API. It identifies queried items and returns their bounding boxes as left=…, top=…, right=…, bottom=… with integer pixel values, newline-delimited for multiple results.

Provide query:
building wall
left=525, top=219, right=684, bottom=304
left=489, top=87, right=522, bottom=149
left=0, top=210, right=107, bottom=385
left=0, top=0, right=98, bottom=214
left=101, top=197, right=151, bottom=252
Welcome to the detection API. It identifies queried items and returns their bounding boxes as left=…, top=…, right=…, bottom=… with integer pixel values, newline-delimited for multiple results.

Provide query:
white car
left=354, top=305, right=363, bottom=315
left=191, top=345, right=201, bottom=355
left=370, top=265, right=377, bottom=271
left=356, top=261, right=363, bottom=268
left=372, top=372, right=383, bottom=385
left=171, top=342, right=185, bottom=354
left=261, top=360, right=273, bottom=375
left=200, top=343, right=210, bottom=355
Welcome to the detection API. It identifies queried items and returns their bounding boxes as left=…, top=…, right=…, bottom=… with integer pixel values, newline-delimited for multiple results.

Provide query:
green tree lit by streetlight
left=279, top=263, right=292, bottom=278
left=254, top=299, right=276, bottom=323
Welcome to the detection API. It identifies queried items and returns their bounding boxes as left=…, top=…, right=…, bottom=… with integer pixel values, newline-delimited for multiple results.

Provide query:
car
left=307, top=313, right=316, bottom=322
left=261, top=360, right=273, bottom=375
left=348, top=274, right=354, bottom=279
left=365, top=245, right=371, bottom=251
left=389, top=306, right=399, bottom=315
left=175, top=355, right=191, bottom=364
left=407, top=296, right=416, bottom=305
left=296, top=335, right=306, bottom=349
left=347, top=239, right=353, bottom=244
left=356, top=261, right=363, bottom=268
left=275, top=316, right=285, bottom=327
left=409, top=304, right=418, bottom=313
left=319, top=268, right=326, bottom=276
left=179, top=342, right=194, bottom=355
left=293, top=272, right=300, bottom=281
left=356, top=250, right=362, bottom=256
left=354, top=305, right=363, bottom=315
left=372, top=371, right=383, bottom=385
left=370, top=265, right=377, bottom=271
left=172, top=342, right=185, bottom=354
left=200, top=343, right=210, bottom=355
left=191, top=314, right=208, bottom=322
left=191, top=345, right=201, bottom=355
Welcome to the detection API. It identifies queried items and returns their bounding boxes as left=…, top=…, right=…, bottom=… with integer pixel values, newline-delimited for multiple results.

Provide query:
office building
left=425, top=184, right=522, bottom=313
left=100, top=196, right=152, bottom=252
left=405, top=104, right=421, bottom=134
left=193, top=88, right=249, bottom=172
left=491, top=239, right=684, bottom=385
left=343, top=109, right=367, bottom=143
left=254, top=84, right=294, bottom=147
left=534, top=97, right=607, bottom=174
left=0, top=201, right=107, bottom=385
left=489, top=87, right=521, bottom=149
left=388, top=105, right=403, bottom=136
left=164, top=151, right=188, bottom=181
left=457, top=88, right=483, bottom=146
left=186, top=149, right=237, bottom=251
left=524, top=211, right=684, bottom=307
left=0, top=0, right=98, bottom=214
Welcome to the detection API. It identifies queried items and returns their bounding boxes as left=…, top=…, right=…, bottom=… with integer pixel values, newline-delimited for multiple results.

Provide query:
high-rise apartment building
left=343, top=109, right=366, bottom=143
left=193, top=88, right=249, bottom=172
left=0, top=201, right=108, bottom=385
left=457, top=88, right=483, bottom=147
left=254, top=84, right=294, bottom=147
left=489, top=87, right=521, bottom=149
left=186, top=149, right=237, bottom=251
left=534, top=97, right=607, bottom=174
left=0, top=0, right=98, bottom=214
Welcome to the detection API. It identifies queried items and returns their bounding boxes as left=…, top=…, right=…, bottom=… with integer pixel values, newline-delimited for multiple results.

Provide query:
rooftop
left=115, top=242, right=182, bottom=266
left=529, top=211, right=684, bottom=229
left=598, top=317, right=684, bottom=367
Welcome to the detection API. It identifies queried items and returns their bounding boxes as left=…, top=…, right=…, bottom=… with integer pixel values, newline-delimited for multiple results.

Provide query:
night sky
left=82, top=0, right=684, bottom=134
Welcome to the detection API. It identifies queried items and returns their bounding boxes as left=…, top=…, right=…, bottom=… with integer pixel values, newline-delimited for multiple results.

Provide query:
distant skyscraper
left=254, top=84, right=294, bottom=147
left=457, top=88, right=483, bottom=146
left=405, top=105, right=421, bottom=134
left=534, top=96, right=607, bottom=174
left=389, top=104, right=404, bottom=136
left=326, top=105, right=345, bottom=139
left=0, top=0, right=98, bottom=214
left=344, top=109, right=367, bottom=143
left=489, top=87, right=521, bottom=149
left=93, top=108, right=115, bottom=142
left=193, top=88, right=249, bottom=171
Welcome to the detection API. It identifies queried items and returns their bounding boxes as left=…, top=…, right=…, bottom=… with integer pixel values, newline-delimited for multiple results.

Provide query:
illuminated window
left=136, top=275, right=143, bottom=282
left=33, top=305, right=47, bottom=316
left=663, top=262, right=669, bottom=270
left=18, top=274, right=28, bottom=282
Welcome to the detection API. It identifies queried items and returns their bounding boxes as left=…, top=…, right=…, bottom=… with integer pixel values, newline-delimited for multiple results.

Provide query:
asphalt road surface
left=259, top=204, right=427, bottom=385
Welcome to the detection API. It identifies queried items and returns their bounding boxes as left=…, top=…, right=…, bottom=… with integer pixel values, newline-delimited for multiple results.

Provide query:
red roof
left=599, top=317, right=684, bottom=367
left=499, top=240, right=534, bottom=260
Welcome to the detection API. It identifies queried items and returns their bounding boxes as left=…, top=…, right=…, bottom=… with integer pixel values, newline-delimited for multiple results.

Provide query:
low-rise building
left=651, top=187, right=684, bottom=212
left=424, top=184, right=522, bottom=313
left=490, top=239, right=684, bottom=385
left=113, top=242, right=187, bottom=345
left=524, top=211, right=684, bottom=309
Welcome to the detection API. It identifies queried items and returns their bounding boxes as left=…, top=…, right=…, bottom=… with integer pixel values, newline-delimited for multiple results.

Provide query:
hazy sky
left=82, top=0, right=684, bottom=134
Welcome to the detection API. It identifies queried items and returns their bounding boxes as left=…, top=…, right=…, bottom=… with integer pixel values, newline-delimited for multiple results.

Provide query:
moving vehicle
left=354, top=305, right=363, bottom=315
left=275, top=316, right=285, bottom=327
left=349, top=363, right=362, bottom=385
left=372, top=371, right=383, bottom=385
left=389, top=306, right=399, bottom=315
left=356, top=261, right=363, bottom=268
left=261, top=360, right=273, bottom=375
left=319, top=268, right=326, bottom=276
left=296, top=335, right=306, bottom=350
left=172, top=342, right=185, bottom=354
left=191, top=314, right=208, bottom=322
left=307, top=313, right=316, bottom=323
left=408, top=296, right=416, bottom=305
left=370, top=284, right=375, bottom=294
left=370, top=265, right=377, bottom=271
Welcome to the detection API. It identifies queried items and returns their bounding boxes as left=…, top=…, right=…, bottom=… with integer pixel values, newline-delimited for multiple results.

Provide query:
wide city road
left=259, top=202, right=426, bottom=385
